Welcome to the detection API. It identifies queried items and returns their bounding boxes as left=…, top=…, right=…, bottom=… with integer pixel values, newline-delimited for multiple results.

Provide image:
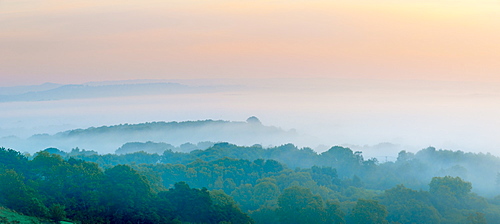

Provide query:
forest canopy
left=1, top=143, right=500, bottom=224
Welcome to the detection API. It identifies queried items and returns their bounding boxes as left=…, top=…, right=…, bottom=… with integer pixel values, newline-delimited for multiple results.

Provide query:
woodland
left=1, top=143, right=500, bottom=223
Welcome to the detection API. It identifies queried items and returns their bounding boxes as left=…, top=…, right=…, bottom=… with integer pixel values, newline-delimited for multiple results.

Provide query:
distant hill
left=0, top=82, right=235, bottom=102
left=3, top=118, right=299, bottom=154
left=0, top=82, right=62, bottom=95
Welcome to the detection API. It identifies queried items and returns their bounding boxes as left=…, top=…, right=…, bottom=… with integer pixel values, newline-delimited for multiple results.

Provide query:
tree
left=263, top=159, right=284, bottom=173
left=252, top=181, right=280, bottom=208
left=429, top=176, right=472, bottom=211
left=0, top=148, right=29, bottom=173
left=325, top=200, right=345, bottom=224
left=210, top=190, right=253, bottom=224
left=466, top=212, right=487, bottom=224
left=246, top=116, right=262, bottom=124
left=49, top=204, right=66, bottom=222
left=0, top=169, right=48, bottom=217
left=277, top=186, right=325, bottom=224
left=231, top=184, right=256, bottom=211
left=320, top=146, right=362, bottom=177
left=380, top=185, right=439, bottom=224
left=250, top=206, right=279, bottom=224
left=429, top=176, right=472, bottom=198
left=101, top=165, right=155, bottom=223
left=396, top=150, right=415, bottom=162
left=350, top=199, right=388, bottom=224
left=159, top=182, right=213, bottom=223
left=309, top=166, right=340, bottom=188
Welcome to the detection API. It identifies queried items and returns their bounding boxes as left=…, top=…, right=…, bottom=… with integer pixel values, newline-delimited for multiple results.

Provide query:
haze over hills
left=0, top=81, right=240, bottom=102
left=2, top=78, right=500, bottom=158
left=1, top=117, right=303, bottom=154
left=0, top=82, right=63, bottom=95
left=2, top=1, right=500, bottom=223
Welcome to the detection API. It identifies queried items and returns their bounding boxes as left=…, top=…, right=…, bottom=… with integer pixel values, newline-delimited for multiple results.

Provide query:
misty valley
left=1, top=119, right=500, bottom=224
left=3, top=0, right=500, bottom=223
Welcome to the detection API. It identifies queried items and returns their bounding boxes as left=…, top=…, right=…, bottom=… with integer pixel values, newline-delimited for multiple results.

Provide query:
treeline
left=3, top=144, right=500, bottom=223
left=0, top=148, right=252, bottom=224
left=8, top=119, right=297, bottom=154
left=68, top=143, right=500, bottom=196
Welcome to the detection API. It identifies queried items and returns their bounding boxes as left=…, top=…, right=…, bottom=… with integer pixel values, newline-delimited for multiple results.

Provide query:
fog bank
left=1, top=78, right=499, bottom=157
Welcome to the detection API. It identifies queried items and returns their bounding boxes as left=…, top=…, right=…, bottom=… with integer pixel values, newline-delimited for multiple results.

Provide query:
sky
left=1, top=0, right=500, bottom=157
left=1, top=0, right=499, bottom=86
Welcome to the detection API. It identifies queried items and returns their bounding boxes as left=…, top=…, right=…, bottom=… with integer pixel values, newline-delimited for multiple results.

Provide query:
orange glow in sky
left=0, top=0, right=499, bottom=85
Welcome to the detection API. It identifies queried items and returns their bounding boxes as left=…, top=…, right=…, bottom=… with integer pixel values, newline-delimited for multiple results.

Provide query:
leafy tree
left=277, top=186, right=325, bottom=224
left=4, top=145, right=500, bottom=224
left=263, top=159, right=284, bottom=173
left=320, top=146, right=362, bottom=177
left=210, top=190, right=253, bottom=224
left=252, top=181, right=280, bottom=209
left=309, top=166, right=340, bottom=188
left=101, top=164, right=155, bottom=223
left=397, top=150, right=415, bottom=162
left=0, top=169, right=48, bottom=217
left=379, top=185, right=440, bottom=224
left=325, top=200, right=345, bottom=224
left=159, top=182, right=213, bottom=223
left=0, top=148, right=29, bottom=173
left=429, top=176, right=472, bottom=212
left=466, top=212, right=487, bottom=224
left=250, top=206, right=279, bottom=224
left=231, top=184, right=256, bottom=211
left=49, top=204, right=66, bottom=222
left=429, top=176, right=472, bottom=199
left=350, top=199, right=388, bottom=224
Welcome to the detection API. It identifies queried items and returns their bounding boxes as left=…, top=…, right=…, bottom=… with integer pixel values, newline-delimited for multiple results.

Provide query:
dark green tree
left=159, top=182, right=213, bottom=223
left=350, top=199, right=388, bottom=224
left=325, top=200, right=345, bottom=224
left=429, top=176, right=472, bottom=212
left=0, top=169, right=48, bottom=217
left=210, top=190, right=253, bottom=224
left=101, top=164, right=156, bottom=223
left=380, top=185, right=440, bottom=224
left=49, top=204, right=66, bottom=222
left=429, top=176, right=472, bottom=199
left=277, top=186, right=325, bottom=224
left=466, top=212, right=487, bottom=224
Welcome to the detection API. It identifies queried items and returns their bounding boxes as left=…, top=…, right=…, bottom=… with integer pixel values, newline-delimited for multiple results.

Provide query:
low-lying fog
left=1, top=78, right=500, bottom=159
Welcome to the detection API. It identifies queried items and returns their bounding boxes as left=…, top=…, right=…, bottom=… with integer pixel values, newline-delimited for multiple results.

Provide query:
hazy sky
left=1, top=1, right=500, bottom=157
left=1, top=0, right=499, bottom=86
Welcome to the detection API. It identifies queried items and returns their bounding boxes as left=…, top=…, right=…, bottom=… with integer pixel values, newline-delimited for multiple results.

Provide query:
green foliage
left=0, top=206, right=46, bottom=224
left=159, top=182, right=213, bottom=223
left=466, top=212, right=487, bottom=224
left=350, top=199, right=388, bottom=224
left=0, top=147, right=255, bottom=224
left=157, top=182, right=253, bottom=224
left=48, top=204, right=66, bottom=222
left=249, top=206, right=279, bottom=224
left=380, top=185, right=440, bottom=224
left=0, top=169, right=48, bottom=217
left=0, top=148, right=29, bottom=172
left=3, top=144, right=500, bottom=224
left=429, top=176, right=472, bottom=214
left=325, top=200, right=345, bottom=224
left=252, top=181, right=280, bottom=208
left=429, top=176, right=472, bottom=199
left=116, top=141, right=176, bottom=154
left=210, top=190, right=253, bottom=224
left=277, top=186, right=325, bottom=224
